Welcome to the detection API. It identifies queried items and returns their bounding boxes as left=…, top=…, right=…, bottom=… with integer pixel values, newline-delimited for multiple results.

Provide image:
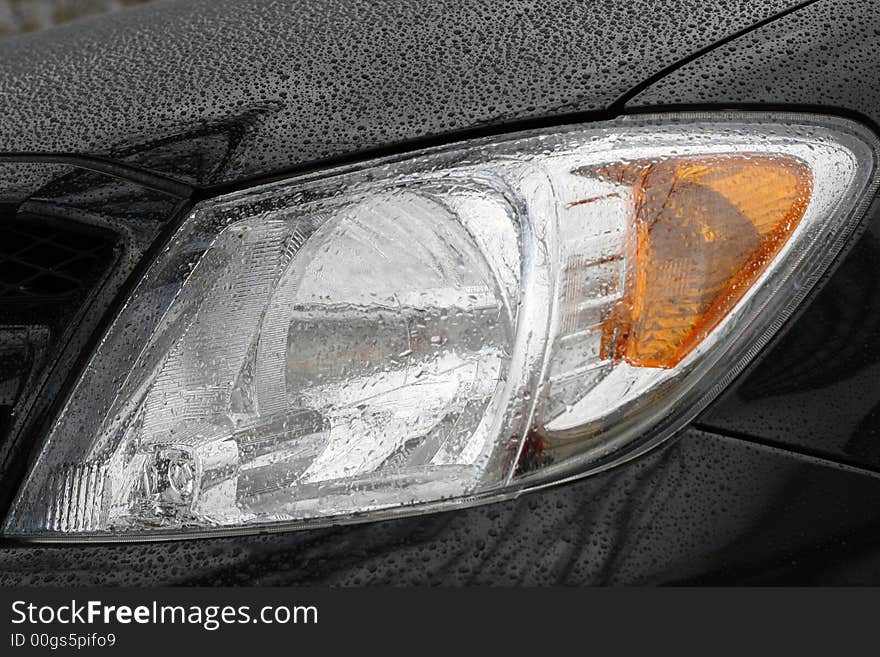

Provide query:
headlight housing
left=5, top=113, right=877, bottom=540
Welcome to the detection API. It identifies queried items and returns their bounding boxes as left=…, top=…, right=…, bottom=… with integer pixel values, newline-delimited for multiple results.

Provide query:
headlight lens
left=5, top=114, right=876, bottom=539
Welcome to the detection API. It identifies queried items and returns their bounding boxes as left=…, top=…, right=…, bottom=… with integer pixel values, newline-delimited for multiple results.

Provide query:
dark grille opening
left=0, top=206, right=120, bottom=431
left=0, top=325, right=49, bottom=440
left=0, top=209, right=117, bottom=301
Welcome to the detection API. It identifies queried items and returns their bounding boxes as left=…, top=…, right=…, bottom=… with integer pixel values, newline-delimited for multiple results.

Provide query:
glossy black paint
left=0, top=0, right=878, bottom=585
left=0, top=0, right=803, bottom=186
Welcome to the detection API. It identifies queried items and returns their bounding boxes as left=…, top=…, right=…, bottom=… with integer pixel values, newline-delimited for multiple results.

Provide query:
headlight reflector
left=5, top=114, right=876, bottom=539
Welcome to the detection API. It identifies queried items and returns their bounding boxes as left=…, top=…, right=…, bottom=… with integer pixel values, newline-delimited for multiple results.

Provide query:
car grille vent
left=0, top=211, right=116, bottom=300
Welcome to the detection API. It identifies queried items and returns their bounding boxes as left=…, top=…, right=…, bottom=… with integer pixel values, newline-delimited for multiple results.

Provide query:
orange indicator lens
left=596, top=154, right=813, bottom=368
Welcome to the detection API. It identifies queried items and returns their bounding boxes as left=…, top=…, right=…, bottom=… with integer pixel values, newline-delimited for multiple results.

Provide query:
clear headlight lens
left=5, top=114, right=876, bottom=539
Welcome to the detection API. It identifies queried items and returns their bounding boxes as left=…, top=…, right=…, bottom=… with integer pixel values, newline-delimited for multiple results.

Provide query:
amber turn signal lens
left=596, top=154, right=813, bottom=368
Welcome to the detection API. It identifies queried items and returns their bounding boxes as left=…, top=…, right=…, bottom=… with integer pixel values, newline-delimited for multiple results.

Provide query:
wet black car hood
left=0, top=0, right=804, bottom=186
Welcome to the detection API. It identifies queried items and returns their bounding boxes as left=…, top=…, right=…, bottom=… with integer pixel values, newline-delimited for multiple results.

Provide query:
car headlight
left=4, top=113, right=876, bottom=540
